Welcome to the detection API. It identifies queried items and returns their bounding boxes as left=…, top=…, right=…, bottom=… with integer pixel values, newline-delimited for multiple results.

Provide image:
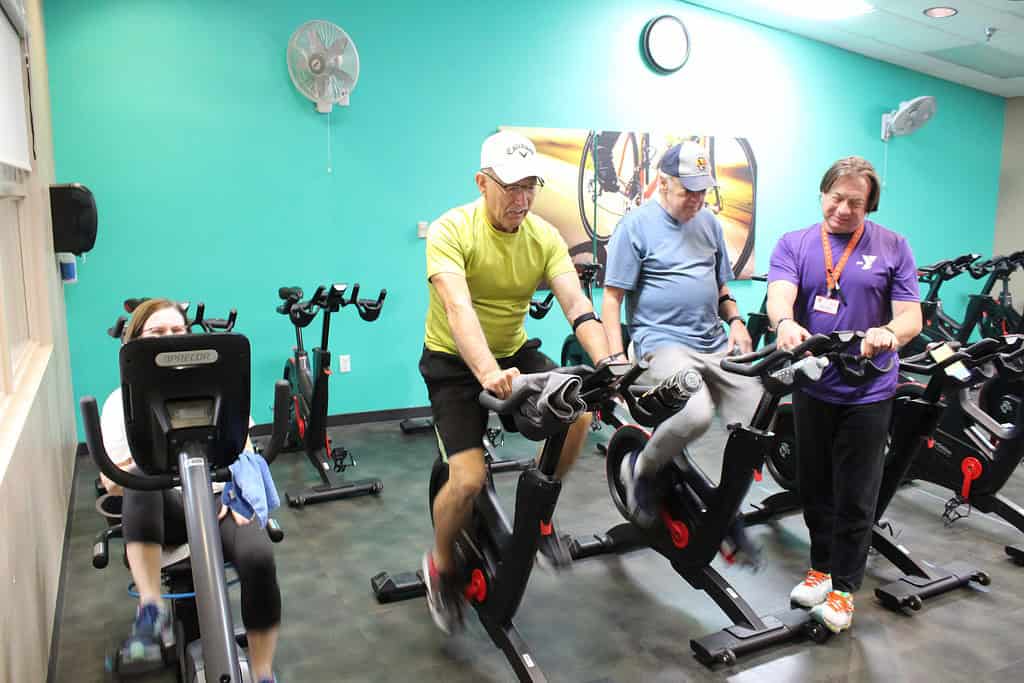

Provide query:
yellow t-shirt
left=424, top=198, right=574, bottom=358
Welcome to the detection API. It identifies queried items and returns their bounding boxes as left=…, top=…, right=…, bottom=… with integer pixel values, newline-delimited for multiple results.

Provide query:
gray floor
left=53, top=419, right=1024, bottom=682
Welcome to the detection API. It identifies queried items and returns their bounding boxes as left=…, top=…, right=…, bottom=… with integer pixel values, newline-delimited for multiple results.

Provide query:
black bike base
left=874, top=560, right=989, bottom=612
left=743, top=490, right=801, bottom=526
left=371, top=571, right=548, bottom=681
left=400, top=417, right=434, bottom=434
left=1008, top=545, right=1024, bottom=565
left=371, top=570, right=426, bottom=602
left=691, top=608, right=829, bottom=668
left=568, top=524, right=645, bottom=560
left=285, top=477, right=383, bottom=508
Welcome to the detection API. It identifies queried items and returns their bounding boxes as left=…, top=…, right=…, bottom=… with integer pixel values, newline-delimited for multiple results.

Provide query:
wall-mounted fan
left=287, top=20, right=359, bottom=113
left=881, top=96, right=936, bottom=141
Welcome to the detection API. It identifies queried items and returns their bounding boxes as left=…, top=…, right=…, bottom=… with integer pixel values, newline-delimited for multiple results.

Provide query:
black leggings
left=792, top=391, right=893, bottom=593
left=122, top=487, right=282, bottom=630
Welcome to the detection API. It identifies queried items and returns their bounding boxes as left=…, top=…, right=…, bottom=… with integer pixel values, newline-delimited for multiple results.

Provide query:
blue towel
left=222, top=451, right=280, bottom=528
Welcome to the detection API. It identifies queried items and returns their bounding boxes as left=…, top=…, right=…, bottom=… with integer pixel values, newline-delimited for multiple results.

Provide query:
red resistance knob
left=753, top=468, right=763, bottom=482
left=660, top=509, right=689, bottom=549
left=464, top=568, right=487, bottom=603
left=960, top=457, right=983, bottom=499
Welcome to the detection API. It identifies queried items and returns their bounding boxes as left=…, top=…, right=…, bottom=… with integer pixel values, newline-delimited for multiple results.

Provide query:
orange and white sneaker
left=790, top=569, right=832, bottom=607
left=811, top=590, right=854, bottom=633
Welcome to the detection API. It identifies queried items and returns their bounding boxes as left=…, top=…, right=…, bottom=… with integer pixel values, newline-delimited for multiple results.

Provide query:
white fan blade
left=308, top=26, right=327, bottom=54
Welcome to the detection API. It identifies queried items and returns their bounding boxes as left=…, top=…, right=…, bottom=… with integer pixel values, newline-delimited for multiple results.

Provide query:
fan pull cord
left=327, top=109, right=333, bottom=174
left=881, top=137, right=889, bottom=188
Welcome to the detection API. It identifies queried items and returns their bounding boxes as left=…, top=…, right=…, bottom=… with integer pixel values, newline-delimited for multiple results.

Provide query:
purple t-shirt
left=768, top=220, right=919, bottom=404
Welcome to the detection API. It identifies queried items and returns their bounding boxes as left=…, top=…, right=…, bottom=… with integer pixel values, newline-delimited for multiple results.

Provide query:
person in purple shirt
left=767, top=156, right=922, bottom=634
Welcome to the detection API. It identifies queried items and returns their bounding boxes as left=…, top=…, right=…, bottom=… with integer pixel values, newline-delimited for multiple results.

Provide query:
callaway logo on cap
left=659, top=140, right=717, bottom=192
left=480, top=131, right=544, bottom=185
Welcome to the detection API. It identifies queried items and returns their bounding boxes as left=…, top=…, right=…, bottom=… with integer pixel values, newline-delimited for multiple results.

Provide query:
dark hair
left=819, top=156, right=881, bottom=213
left=122, top=298, right=185, bottom=342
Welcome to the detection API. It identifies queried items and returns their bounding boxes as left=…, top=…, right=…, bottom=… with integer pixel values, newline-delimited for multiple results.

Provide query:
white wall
left=0, top=1, right=78, bottom=681
left=994, top=97, right=1024, bottom=305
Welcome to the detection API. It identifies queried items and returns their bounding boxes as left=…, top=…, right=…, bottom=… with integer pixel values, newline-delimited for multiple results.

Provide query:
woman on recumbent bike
left=98, top=298, right=282, bottom=683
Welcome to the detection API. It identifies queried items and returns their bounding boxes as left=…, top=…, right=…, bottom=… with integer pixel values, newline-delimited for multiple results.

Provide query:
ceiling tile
left=926, top=43, right=1024, bottom=78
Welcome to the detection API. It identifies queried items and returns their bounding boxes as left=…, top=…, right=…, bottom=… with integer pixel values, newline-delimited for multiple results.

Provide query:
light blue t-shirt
left=605, top=201, right=733, bottom=357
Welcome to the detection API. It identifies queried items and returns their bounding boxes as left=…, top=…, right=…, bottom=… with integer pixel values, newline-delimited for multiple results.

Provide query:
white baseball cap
left=659, top=140, right=717, bottom=192
left=480, top=131, right=544, bottom=184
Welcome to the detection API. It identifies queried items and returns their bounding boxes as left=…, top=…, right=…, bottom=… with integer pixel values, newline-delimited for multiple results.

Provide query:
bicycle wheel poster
left=500, top=127, right=757, bottom=283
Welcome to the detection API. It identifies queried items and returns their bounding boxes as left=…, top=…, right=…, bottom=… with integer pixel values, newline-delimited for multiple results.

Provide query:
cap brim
left=679, top=175, right=717, bottom=192
left=489, top=161, right=544, bottom=185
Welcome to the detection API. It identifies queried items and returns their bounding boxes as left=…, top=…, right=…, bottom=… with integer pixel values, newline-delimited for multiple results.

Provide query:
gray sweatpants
left=636, top=344, right=762, bottom=477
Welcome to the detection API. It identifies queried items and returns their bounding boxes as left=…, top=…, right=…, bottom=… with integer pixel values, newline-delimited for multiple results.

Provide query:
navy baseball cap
left=659, top=141, right=717, bottom=191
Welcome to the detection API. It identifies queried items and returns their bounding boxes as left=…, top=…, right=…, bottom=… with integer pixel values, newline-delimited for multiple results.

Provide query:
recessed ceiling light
left=924, top=7, right=958, bottom=18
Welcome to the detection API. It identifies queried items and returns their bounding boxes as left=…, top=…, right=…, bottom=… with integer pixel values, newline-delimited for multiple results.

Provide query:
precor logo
left=155, top=350, right=219, bottom=367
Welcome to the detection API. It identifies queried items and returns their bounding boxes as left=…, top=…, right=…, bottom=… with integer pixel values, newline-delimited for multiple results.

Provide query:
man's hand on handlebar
left=776, top=319, right=811, bottom=352
left=481, top=367, right=520, bottom=399
left=727, top=320, right=753, bottom=355
left=596, top=351, right=631, bottom=369
left=861, top=326, right=897, bottom=358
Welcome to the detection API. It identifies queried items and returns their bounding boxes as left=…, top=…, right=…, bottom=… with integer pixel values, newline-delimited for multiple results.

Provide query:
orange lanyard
left=821, top=223, right=863, bottom=297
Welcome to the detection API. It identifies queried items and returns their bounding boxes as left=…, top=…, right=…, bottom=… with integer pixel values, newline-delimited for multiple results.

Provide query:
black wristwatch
left=725, top=315, right=744, bottom=326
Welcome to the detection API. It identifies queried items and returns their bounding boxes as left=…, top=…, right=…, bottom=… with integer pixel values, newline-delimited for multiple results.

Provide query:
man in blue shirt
left=601, top=140, right=759, bottom=563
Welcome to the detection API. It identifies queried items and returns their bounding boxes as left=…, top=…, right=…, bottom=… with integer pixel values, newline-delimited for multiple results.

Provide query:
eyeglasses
left=482, top=171, right=544, bottom=198
left=141, top=324, right=188, bottom=337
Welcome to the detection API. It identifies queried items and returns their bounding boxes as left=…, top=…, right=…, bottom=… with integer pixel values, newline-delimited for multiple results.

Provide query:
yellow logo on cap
left=696, top=156, right=708, bottom=171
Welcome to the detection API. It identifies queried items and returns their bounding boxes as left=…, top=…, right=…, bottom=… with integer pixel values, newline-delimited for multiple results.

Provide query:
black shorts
left=419, top=339, right=556, bottom=458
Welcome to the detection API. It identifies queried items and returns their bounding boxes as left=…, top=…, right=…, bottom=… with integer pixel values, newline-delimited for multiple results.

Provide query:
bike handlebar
left=344, top=283, right=387, bottom=322
left=528, top=291, right=555, bottom=320
left=721, top=331, right=891, bottom=386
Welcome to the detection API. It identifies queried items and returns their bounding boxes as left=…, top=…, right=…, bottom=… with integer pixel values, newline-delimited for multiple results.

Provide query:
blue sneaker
left=119, top=602, right=171, bottom=674
left=620, top=450, right=658, bottom=528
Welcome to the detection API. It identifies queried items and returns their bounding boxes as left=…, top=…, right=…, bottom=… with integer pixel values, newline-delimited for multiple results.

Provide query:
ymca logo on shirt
left=857, top=255, right=877, bottom=270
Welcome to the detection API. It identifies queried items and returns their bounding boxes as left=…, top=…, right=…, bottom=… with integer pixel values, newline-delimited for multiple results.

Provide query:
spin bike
left=372, top=364, right=634, bottom=682
left=82, top=332, right=291, bottom=683
left=905, top=251, right=1024, bottom=357
left=893, top=335, right=1024, bottom=565
left=570, top=332, right=885, bottom=667
left=744, top=338, right=1000, bottom=610
left=276, top=283, right=386, bottom=507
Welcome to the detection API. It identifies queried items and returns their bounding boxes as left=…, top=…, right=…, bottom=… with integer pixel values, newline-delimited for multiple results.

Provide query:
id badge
left=813, top=295, right=840, bottom=315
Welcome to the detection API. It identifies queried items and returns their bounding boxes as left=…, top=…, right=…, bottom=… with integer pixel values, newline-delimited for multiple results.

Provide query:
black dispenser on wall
left=49, top=183, right=97, bottom=255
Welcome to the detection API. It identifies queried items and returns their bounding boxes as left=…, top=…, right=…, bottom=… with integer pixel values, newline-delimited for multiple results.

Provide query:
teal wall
left=45, top=0, right=1005, bottom=429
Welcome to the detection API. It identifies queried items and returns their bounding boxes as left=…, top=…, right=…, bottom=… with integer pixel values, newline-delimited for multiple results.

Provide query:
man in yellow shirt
left=420, top=131, right=613, bottom=634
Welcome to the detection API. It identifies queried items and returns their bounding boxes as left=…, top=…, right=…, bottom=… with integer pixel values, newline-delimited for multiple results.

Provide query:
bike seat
left=918, top=259, right=953, bottom=277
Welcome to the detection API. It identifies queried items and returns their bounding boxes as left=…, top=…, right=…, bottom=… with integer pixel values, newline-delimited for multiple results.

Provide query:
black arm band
left=572, top=312, right=600, bottom=333
left=718, top=294, right=736, bottom=305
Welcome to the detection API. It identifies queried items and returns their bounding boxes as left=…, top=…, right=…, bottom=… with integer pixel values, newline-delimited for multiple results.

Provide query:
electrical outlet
left=339, top=354, right=351, bottom=373
left=417, top=221, right=429, bottom=238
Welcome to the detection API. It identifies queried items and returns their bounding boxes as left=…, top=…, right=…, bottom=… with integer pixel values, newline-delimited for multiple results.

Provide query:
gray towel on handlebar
left=510, top=372, right=586, bottom=440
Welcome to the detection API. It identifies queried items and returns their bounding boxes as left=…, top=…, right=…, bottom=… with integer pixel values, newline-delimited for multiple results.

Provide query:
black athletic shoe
left=720, top=515, right=763, bottom=571
left=537, top=521, right=573, bottom=570
left=620, top=449, right=658, bottom=528
left=422, top=551, right=464, bottom=635
left=118, top=602, right=170, bottom=674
